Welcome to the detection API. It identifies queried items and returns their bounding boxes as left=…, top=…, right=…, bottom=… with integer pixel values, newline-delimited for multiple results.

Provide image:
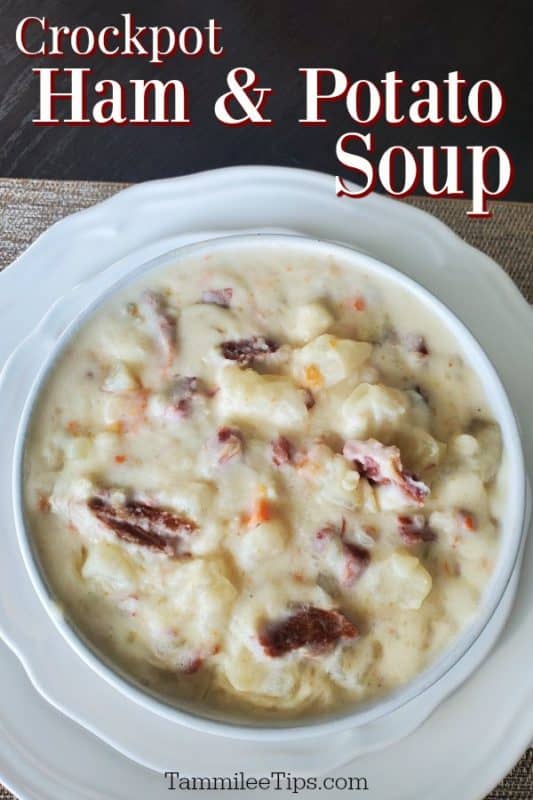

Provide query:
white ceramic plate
left=0, top=167, right=532, bottom=800
left=8, top=233, right=527, bottom=747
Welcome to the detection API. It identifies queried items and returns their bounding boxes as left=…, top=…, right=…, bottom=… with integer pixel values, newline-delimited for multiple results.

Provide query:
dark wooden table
left=0, top=0, right=531, bottom=200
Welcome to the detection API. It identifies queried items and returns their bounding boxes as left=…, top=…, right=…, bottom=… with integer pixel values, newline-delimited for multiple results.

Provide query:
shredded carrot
left=248, top=497, right=271, bottom=527
left=106, top=421, right=124, bottom=434
left=352, top=295, right=366, bottom=311
left=67, top=420, right=81, bottom=436
left=115, top=454, right=127, bottom=464
left=38, top=493, right=50, bottom=513
left=126, top=389, right=150, bottom=431
left=459, top=511, right=476, bottom=531
left=304, top=364, right=324, bottom=389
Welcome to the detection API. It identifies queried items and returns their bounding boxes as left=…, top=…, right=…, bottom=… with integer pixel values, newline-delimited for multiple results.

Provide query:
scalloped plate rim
left=0, top=166, right=531, bottom=800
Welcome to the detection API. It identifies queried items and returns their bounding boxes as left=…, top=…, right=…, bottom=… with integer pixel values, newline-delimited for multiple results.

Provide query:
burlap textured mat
left=0, top=179, right=531, bottom=302
left=0, top=178, right=531, bottom=799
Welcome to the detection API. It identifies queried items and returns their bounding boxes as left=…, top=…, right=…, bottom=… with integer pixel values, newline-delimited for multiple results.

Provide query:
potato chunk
left=450, top=423, right=502, bottom=483
left=286, top=302, right=334, bottom=344
left=224, top=645, right=297, bottom=696
left=161, top=559, right=238, bottom=648
left=100, top=320, right=149, bottom=364
left=63, top=436, right=92, bottom=461
left=238, top=519, right=287, bottom=570
left=102, top=361, right=140, bottom=393
left=394, top=427, right=446, bottom=473
left=342, top=383, right=409, bottom=439
left=367, top=552, right=432, bottom=610
left=293, top=335, right=372, bottom=389
left=299, top=442, right=361, bottom=510
left=81, top=541, right=138, bottom=591
left=218, top=366, right=309, bottom=429
left=431, top=472, right=489, bottom=521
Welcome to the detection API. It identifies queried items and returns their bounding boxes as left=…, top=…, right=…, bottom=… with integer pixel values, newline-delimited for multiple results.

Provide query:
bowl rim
left=12, top=232, right=527, bottom=741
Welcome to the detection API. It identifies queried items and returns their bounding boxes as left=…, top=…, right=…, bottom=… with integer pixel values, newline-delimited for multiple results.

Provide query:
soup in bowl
left=18, top=235, right=524, bottom=736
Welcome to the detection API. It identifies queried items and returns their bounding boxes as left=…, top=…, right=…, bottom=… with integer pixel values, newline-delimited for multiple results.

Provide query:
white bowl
left=12, top=233, right=527, bottom=741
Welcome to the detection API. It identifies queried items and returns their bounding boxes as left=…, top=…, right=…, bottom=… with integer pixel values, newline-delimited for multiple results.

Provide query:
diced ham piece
left=38, top=493, right=51, bottom=513
left=343, top=439, right=429, bottom=505
left=139, top=290, right=177, bottom=368
left=87, top=495, right=196, bottom=557
left=168, top=375, right=203, bottom=419
left=150, top=376, right=208, bottom=422
left=397, top=514, right=436, bottom=545
left=182, top=643, right=221, bottom=675
left=200, top=288, right=233, bottom=308
left=259, top=606, right=358, bottom=657
left=315, top=521, right=343, bottom=549
left=315, top=525, right=341, bottom=550
left=213, top=426, right=243, bottom=464
left=220, top=336, right=279, bottom=366
left=342, top=542, right=371, bottom=584
left=182, top=655, right=204, bottom=674
left=303, top=388, right=316, bottom=410
left=315, top=520, right=370, bottom=587
left=405, top=334, right=429, bottom=357
left=458, top=510, right=477, bottom=532
left=271, top=436, right=293, bottom=466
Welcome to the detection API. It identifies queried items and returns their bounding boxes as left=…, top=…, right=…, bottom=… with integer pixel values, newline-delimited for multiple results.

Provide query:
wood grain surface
left=0, top=0, right=531, bottom=200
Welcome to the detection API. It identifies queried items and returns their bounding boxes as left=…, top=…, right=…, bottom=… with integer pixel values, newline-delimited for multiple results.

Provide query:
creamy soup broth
left=24, top=243, right=504, bottom=720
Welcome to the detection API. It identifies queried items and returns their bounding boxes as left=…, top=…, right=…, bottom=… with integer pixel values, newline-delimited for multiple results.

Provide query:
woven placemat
left=0, top=180, right=531, bottom=303
left=0, top=178, right=531, bottom=799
